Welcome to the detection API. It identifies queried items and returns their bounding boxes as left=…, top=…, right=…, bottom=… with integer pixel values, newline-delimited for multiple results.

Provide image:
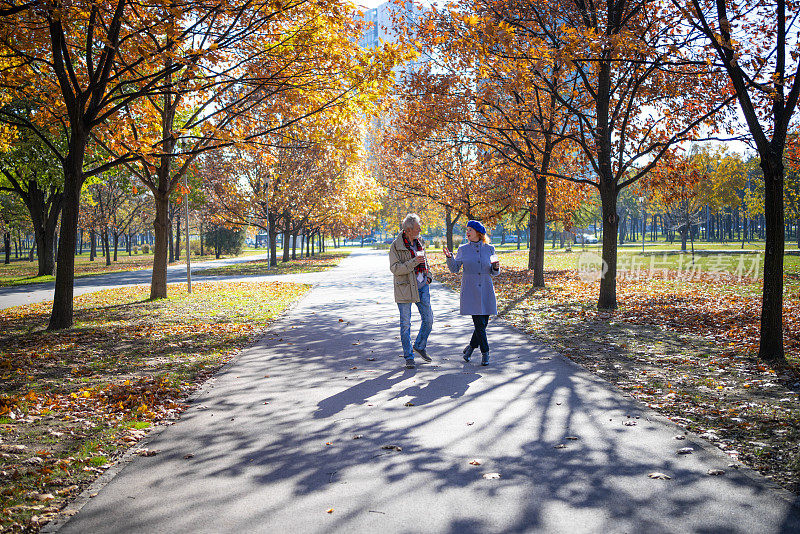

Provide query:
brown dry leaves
left=0, top=280, right=309, bottom=531
left=429, top=250, right=800, bottom=494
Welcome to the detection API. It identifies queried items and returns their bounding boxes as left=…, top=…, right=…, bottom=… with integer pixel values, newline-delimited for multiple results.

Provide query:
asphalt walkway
left=39, top=249, right=800, bottom=533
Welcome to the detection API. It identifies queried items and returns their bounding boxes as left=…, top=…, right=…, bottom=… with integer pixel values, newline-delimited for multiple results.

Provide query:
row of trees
left=0, top=0, right=404, bottom=329
left=377, top=0, right=799, bottom=362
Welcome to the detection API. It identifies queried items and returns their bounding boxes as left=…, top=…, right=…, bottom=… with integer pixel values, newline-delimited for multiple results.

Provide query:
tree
left=406, top=0, right=584, bottom=285
left=677, top=0, right=800, bottom=361
left=0, top=116, right=63, bottom=275
left=0, top=0, right=199, bottom=329
left=462, top=0, right=736, bottom=309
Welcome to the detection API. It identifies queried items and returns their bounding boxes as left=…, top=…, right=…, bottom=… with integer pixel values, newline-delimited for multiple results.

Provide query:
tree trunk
left=48, top=149, right=85, bottom=330
left=758, top=155, right=785, bottom=361
left=527, top=208, right=536, bottom=270
left=113, top=232, right=119, bottom=262
left=268, top=212, right=279, bottom=267
left=282, top=225, right=290, bottom=262
left=103, top=228, right=111, bottom=266
left=3, top=232, right=9, bottom=264
left=598, top=181, right=619, bottom=310
left=292, top=232, right=297, bottom=260
left=199, top=221, right=204, bottom=256
left=679, top=224, right=688, bottom=252
left=89, top=229, right=96, bottom=261
left=150, top=192, right=170, bottom=300
left=445, top=207, right=456, bottom=251
left=24, top=187, right=62, bottom=277
left=533, top=176, right=547, bottom=287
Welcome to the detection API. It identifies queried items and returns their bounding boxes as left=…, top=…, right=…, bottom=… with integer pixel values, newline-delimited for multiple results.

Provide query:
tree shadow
left=55, top=249, right=800, bottom=534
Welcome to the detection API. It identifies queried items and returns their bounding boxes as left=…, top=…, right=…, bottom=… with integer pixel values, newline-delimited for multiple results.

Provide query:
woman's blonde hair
left=472, top=230, right=489, bottom=244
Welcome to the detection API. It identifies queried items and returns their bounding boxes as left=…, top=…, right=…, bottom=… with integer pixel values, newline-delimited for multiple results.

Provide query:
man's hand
left=413, top=255, right=425, bottom=265
left=442, top=246, right=453, bottom=259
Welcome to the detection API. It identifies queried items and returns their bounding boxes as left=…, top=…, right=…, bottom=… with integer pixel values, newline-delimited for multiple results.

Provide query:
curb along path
left=55, top=249, right=799, bottom=533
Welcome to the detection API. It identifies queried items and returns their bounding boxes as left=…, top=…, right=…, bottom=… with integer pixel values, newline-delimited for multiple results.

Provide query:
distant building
left=356, top=1, right=428, bottom=75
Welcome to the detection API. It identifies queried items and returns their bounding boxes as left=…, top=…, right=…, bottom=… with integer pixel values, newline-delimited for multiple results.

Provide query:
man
left=389, top=213, right=434, bottom=369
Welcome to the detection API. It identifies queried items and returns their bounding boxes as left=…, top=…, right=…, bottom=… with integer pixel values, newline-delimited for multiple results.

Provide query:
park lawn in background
left=0, top=280, right=309, bottom=532
left=0, top=248, right=266, bottom=288
left=429, top=249, right=800, bottom=495
left=193, top=250, right=351, bottom=277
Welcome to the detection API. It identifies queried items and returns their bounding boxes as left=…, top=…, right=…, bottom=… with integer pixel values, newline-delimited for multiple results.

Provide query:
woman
left=443, top=220, right=500, bottom=366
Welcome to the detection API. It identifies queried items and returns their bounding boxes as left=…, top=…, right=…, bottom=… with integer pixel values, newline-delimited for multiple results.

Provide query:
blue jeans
left=398, top=284, right=433, bottom=359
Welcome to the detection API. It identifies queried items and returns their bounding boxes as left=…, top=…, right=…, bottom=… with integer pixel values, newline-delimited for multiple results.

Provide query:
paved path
left=0, top=252, right=326, bottom=310
left=40, top=249, right=800, bottom=533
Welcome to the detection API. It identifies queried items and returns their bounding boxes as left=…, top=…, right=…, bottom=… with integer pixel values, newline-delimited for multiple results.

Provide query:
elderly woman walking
left=389, top=213, right=434, bottom=369
left=443, top=220, right=500, bottom=366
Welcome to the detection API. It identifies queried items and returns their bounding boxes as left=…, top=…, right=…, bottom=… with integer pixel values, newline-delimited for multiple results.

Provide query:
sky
left=355, top=0, right=388, bottom=8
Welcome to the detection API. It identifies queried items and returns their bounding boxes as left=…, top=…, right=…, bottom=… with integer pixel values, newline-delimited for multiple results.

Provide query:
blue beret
left=467, top=220, right=486, bottom=234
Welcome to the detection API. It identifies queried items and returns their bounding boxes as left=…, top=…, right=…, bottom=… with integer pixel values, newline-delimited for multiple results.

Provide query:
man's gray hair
left=402, top=213, right=421, bottom=230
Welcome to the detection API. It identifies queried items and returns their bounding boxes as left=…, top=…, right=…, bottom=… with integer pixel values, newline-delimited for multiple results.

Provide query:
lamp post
left=184, top=171, right=191, bottom=293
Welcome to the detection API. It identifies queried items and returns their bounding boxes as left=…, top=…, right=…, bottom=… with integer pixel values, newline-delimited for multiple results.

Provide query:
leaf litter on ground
left=429, top=249, right=800, bottom=495
left=0, top=280, right=309, bottom=532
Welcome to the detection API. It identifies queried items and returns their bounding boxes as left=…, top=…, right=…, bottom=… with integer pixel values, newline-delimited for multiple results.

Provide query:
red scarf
left=402, top=233, right=428, bottom=276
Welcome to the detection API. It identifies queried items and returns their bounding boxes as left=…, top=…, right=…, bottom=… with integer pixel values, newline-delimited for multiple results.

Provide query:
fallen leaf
left=466, top=421, right=475, bottom=426
left=33, top=493, right=54, bottom=502
left=623, top=421, right=637, bottom=426
left=554, top=444, right=567, bottom=449
left=565, top=436, right=579, bottom=440
left=469, top=459, right=482, bottom=465
left=707, top=469, right=725, bottom=476
left=381, top=445, right=402, bottom=451
left=339, top=319, right=344, bottom=322
left=367, top=358, right=376, bottom=361
left=648, top=472, right=672, bottom=480
left=674, top=435, right=686, bottom=440
left=183, top=453, right=194, bottom=459
left=482, top=472, right=501, bottom=479
left=677, top=447, right=694, bottom=455
left=327, top=508, right=334, bottom=513
left=404, top=402, right=414, bottom=407
left=57, top=485, right=79, bottom=495
left=352, top=435, right=363, bottom=440
left=135, top=449, right=159, bottom=457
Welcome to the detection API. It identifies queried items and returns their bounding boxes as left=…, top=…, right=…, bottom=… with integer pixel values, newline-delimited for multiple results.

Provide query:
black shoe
left=481, top=352, right=490, bottom=366
left=463, top=344, right=474, bottom=362
left=414, top=347, right=432, bottom=362
left=404, top=358, right=416, bottom=369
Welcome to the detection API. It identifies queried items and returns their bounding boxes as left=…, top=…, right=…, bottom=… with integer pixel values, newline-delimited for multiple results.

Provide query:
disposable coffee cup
left=489, top=254, right=498, bottom=263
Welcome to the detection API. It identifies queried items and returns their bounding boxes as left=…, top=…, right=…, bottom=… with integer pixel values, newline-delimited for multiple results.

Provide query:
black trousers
left=469, top=315, right=490, bottom=353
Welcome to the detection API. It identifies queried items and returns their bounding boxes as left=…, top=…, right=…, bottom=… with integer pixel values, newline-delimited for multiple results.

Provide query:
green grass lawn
left=0, top=280, right=309, bottom=531
left=194, top=250, right=351, bottom=277
left=0, top=247, right=267, bottom=288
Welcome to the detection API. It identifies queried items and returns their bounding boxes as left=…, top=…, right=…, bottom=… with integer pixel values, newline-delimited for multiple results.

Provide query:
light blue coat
left=447, top=241, right=500, bottom=315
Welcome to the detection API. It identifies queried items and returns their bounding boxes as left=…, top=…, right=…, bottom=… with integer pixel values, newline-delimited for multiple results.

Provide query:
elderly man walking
left=389, top=213, right=434, bottom=369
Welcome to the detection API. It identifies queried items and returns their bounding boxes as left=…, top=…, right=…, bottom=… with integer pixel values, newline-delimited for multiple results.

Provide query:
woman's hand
left=442, top=246, right=453, bottom=259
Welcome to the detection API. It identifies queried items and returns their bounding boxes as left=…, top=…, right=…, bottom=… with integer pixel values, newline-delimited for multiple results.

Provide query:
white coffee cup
left=489, top=254, right=498, bottom=263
